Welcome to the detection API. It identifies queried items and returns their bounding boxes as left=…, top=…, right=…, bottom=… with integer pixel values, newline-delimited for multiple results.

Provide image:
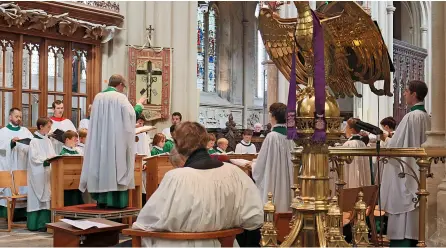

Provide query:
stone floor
left=0, top=220, right=131, bottom=247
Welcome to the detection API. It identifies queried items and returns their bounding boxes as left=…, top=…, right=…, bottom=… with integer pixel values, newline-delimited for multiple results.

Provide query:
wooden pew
left=144, top=154, right=258, bottom=200
left=50, top=155, right=143, bottom=220
left=122, top=228, right=244, bottom=247
left=144, top=156, right=174, bottom=200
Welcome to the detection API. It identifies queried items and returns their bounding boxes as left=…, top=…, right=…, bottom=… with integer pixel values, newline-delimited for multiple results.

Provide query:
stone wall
left=101, top=1, right=198, bottom=132
left=199, top=1, right=263, bottom=129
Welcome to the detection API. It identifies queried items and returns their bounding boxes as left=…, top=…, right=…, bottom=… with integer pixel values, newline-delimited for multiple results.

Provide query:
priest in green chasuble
left=0, top=108, right=33, bottom=220
left=80, top=74, right=146, bottom=209
left=27, top=117, right=56, bottom=231
left=380, top=81, right=430, bottom=247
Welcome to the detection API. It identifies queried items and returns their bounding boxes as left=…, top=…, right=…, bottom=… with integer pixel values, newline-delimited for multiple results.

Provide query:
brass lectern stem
left=416, top=158, right=431, bottom=247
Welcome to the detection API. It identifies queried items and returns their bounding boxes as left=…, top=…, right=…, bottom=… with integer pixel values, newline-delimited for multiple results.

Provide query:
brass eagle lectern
left=258, top=1, right=393, bottom=247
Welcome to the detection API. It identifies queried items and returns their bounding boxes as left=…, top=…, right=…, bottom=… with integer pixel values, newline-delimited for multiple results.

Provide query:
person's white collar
left=241, top=140, right=251, bottom=146
left=77, top=143, right=85, bottom=147
left=413, top=102, right=424, bottom=106
left=62, top=145, right=77, bottom=151
left=154, top=146, right=164, bottom=151
left=217, top=147, right=225, bottom=153
left=34, top=131, right=46, bottom=138
left=273, top=124, right=287, bottom=128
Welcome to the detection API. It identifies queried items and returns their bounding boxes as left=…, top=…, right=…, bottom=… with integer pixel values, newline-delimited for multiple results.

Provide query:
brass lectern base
left=281, top=212, right=327, bottom=247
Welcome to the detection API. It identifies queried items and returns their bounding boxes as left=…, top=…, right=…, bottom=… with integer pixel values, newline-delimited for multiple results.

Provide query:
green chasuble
left=60, top=147, right=84, bottom=206
left=103, top=86, right=143, bottom=119
left=208, top=148, right=217, bottom=154
left=163, top=139, right=174, bottom=153
left=151, top=146, right=165, bottom=156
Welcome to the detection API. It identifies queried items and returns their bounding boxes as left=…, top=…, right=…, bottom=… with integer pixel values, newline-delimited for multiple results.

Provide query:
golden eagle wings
left=258, top=1, right=393, bottom=98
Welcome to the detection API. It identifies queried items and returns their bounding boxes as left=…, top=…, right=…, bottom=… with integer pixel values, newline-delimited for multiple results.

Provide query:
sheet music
left=135, top=126, right=156, bottom=134
left=60, top=219, right=110, bottom=230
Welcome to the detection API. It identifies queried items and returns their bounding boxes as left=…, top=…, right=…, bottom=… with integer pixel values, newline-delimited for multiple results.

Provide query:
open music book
left=44, top=155, right=63, bottom=163
left=49, top=129, right=65, bottom=143
left=16, top=138, right=32, bottom=145
left=136, top=126, right=156, bottom=135
left=60, top=219, right=110, bottom=230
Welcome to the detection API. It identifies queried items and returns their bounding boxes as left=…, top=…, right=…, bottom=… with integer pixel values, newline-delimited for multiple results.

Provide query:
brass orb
left=296, top=88, right=340, bottom=118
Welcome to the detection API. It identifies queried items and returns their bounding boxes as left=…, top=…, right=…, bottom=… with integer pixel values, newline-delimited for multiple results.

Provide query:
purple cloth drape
left=286, top=49, right=298, bottom=140
left=311, top=10, right=327, bottom=142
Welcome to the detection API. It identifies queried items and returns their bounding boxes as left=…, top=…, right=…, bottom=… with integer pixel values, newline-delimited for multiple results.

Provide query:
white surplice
left=235, top=140, right=257, bottom=154
left=78, top=118, right=90, bottom=130
left=79, top=90, right=136, bottom=193
left=343, top=135, right=371, bottom=188
left=162, top=127, right=172, bottom=139
left=132, top=163, right=264, bottom=247
left=27, top=132, right=56, bottom=212
left=135, top=132, right=150, bottom=194
left=252, top=125, right=294, bottom=212
left=380, top=103, right=430, bottom=240
left=76, top=143, right=85, bottom=155
left=0, top=124, right=33, bottom=208
left=50, top=118, right=76, bottom=154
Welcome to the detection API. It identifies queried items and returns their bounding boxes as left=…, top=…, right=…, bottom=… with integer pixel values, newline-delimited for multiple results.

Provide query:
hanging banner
left=128, top=47, right=172, bottom=121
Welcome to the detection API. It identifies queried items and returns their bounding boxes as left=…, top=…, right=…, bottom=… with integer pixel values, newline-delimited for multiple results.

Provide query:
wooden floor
left=0, top=220, right=131, bottom=247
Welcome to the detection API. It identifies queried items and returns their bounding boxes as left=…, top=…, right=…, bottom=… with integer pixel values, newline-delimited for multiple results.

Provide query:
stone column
left=263, top=60, right=278, bottom=108
left=422, top=1, right=446, bottom=244
left=242, top=19, right=249, bottom=128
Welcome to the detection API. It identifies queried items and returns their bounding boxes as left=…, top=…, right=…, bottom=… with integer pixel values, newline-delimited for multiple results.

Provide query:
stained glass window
left=196, top=3, right=218, bottom=93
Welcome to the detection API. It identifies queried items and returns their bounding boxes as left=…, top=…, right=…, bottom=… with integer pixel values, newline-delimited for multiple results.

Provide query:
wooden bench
left=122, top=228, right=244, bottom=247
left=0, top=170, right=27, bottom=232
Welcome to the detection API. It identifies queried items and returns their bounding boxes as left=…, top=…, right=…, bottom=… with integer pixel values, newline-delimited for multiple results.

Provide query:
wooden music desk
left=47, top=218, right=127, bottom=247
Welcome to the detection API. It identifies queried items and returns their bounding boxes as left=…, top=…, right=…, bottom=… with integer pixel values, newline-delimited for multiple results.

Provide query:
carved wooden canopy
left=0, top=1, right=124, bottom=44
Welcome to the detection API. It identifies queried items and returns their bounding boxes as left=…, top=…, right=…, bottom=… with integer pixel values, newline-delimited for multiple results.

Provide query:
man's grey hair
left=169, top=147, right=185, bottom=168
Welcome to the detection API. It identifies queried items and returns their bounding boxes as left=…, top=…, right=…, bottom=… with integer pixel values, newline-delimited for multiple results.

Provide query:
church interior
left=0, top=0, right=446, bottom=247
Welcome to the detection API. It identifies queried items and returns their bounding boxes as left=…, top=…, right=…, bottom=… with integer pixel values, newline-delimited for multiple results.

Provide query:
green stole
left=410, top=104, right=426, bottom=112
left=208, top=148, right=217, bottom=154
left=60, top=146, right=79, bottom=155
left=7, top=123, right=21, bottom=149
left=272, top=125, right=287, bottom=135
left=151, top=146, right=165, bottom=156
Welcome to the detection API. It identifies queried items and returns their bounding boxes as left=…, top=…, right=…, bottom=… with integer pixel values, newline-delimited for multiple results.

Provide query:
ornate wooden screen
left=392, top=39, right=428, bottom=123
left=0, top=1, right=123, bottom=129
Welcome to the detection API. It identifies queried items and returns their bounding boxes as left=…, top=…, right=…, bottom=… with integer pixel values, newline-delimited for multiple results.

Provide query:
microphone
left=355, top=120, right=383, bottom=135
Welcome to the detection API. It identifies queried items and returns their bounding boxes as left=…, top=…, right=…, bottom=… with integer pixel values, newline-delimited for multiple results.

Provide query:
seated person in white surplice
left=133, top=122, right=264, bottom=247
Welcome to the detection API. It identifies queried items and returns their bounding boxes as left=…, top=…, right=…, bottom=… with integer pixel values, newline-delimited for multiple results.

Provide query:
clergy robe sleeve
left=235, top=144, right=242, bottom=154
left=237, top=173, right=265, bottom=231
left=133, top=166, right=264, bottom=233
